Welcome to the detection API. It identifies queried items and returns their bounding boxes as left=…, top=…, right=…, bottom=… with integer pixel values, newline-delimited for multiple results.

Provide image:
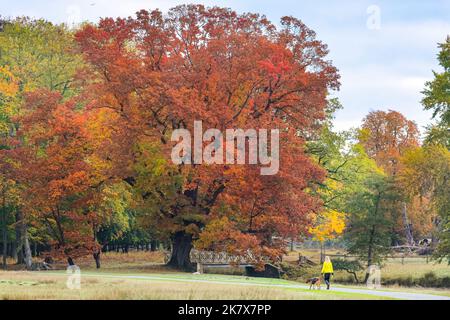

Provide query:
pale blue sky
left=1, top=0, right=449, bottom=134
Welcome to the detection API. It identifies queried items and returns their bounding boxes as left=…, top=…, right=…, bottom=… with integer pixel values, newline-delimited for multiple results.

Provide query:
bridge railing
left=190, top=249, right=257, bottom=265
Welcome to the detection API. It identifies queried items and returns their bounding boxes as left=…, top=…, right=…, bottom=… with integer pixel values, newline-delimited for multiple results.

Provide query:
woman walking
left=321, top=256, right=334, bottom=290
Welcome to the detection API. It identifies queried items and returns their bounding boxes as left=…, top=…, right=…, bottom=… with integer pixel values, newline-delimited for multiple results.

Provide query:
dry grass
left=76, top=251, right=167, bottom=272
left=285, top=249, right=450, bottom=277
left=329, top=257, right=450, bottom=285
left=5, top=251, right=169, bottom=273
left=2, top=249, right=449, bottom=299
left=381, top=257, right=450, bottom=279
left=0, top=271, right=381, bottom=300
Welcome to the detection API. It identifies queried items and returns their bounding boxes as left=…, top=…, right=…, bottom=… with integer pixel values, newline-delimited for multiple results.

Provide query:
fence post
left=196, top=263, right=204, bottom=274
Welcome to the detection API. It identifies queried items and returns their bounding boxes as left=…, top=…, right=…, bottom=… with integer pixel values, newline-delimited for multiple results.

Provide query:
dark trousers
left=323, top=273, right=332, bottom=289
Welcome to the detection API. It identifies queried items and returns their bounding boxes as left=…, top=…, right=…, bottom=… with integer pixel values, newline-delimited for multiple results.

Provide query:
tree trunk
left=1, top=190, right=8, bottom=270
left=33, top=242, right=37, bottom=257
left=151, top=240, right=158, bottom=252
left=15, top=210, right=25, bottom=264
left=320, top=242, right=325, bottom=263
left=365, top=191, right=382, bottom=283
left=402, top=202, right=414, bottom=246
left=11, top=241, right=17, bottom=262
left=364, top=225, right=376, bottom=283
left=23, top=228, right=33, bottom=270
left=2, top=208, right=7, bottom=270
left=93, top=251, right=101, bottom=269
left=167, top=231, right=194, bottom=271
left=17, top=245, right=24, bottom=264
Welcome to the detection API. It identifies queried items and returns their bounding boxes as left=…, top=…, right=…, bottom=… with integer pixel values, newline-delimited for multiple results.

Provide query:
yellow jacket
left=321, top=261, right=334, bottom=274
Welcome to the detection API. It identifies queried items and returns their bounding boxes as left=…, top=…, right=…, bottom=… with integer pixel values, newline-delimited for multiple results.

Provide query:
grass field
left=0, top=251, right=449, bottom=300
left=284, top=249, right=450, bottom=287
left=0, top=271, right=393, bottom=300
left=1, top=269, right=449, bottom=300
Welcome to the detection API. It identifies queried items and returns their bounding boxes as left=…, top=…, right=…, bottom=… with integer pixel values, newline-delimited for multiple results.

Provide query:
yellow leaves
left=93, top=182, right=133, bottom=237
left=0, top=175, right=22, bottom=205
left=309, top=209, right=346, bottom=243
left=0, top=65, right=19, bottom=134
left=318, top=178, right=343, bottom=198
left=0, top=66, right=18, bottom=98
left=357, top=128, right=370, bottom=144
left=85, top=153, right=112, bottom=183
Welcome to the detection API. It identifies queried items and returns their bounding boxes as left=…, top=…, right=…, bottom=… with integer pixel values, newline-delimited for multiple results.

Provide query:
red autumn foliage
left=74, top=5, right=340, bottom=269
left=3, top=90, right=99, bottom=259
left=360, top=110, right=419, bottom=175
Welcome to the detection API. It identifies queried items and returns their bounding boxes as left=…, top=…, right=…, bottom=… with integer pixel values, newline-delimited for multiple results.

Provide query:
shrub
left=332, top=258, right=363, bottom=283
left=280, top=263, right=317, bottom=281
left=418, top=272, right=438, bottom=287
left=381, top=272, right=450, bottom=288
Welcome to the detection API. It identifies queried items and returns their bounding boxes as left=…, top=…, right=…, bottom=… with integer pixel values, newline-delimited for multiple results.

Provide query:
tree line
left=0, top=6, right=448, bottom=272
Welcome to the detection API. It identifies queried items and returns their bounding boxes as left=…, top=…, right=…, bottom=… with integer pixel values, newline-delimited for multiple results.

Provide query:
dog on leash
left=306, top=277, right=321, bottom=290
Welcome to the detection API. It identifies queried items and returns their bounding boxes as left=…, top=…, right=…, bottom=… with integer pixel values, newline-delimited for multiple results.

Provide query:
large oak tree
left=75, top=5, right=340, bottom=270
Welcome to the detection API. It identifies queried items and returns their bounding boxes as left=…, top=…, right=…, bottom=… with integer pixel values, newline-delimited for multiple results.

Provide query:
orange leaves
left=0, top=65, right=18, bottom=98
left=72, top=5, right=339, bottom=263
left=6, top=89, right=99, bottom=258
left=360, top=110, right=419, bottom=175
left=48, top=171, right=90, bottom=200
left=195, top=216, right=259, bottom=253
left=257, top=49, right=293, bottom=80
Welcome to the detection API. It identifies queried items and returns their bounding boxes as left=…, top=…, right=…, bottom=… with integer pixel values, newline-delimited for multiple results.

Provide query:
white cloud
left=0, top=0, right=446, bottom=135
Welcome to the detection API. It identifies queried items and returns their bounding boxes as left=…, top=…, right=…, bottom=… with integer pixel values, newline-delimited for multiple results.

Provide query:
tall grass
left=0, top=271, right=382, bottom=300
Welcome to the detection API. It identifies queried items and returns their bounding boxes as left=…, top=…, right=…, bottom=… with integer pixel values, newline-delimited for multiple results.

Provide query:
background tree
left=0, top=176, right=20, bottom=269
left=305, top=104, right=351, bottom=260
left=0, top=18, right=82, bottom=267
left=89, top=182, right=134, bottom=268
left=344, top=174, right=393, bottom=280
left=309, top=209, right=346, bottom=262
left=359, top=110, right=419, bottom=175
left=0, top=17, right=82, bottom=98
left=309, top=116, right=396, bottom=273
left=399, top=145, right=450, bottom=261
left=0, top=65, right=18, bottom=135
left=422, top=36, right=450, bottom=148
left=419, top=36, right=450, bottom=260
left=7, top=90, right=98, bottom=262
left=359, top=110, right=420, bottom=246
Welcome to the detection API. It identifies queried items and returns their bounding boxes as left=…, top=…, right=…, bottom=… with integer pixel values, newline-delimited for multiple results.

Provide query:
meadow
left=282, top=249, right=450, bottom=288
left=0, top=271, right=392, bottom=300
left=1, top=251, right=449, bottom=300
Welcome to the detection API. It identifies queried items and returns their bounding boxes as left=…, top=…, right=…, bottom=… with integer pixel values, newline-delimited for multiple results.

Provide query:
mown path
left=45, top=271, right=450, bottom=300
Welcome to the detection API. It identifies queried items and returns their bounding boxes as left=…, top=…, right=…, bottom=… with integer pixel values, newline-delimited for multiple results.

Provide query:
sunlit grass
left=1, top=250, right=449, bottom=300
left=0, top=271, right=387, bottom=300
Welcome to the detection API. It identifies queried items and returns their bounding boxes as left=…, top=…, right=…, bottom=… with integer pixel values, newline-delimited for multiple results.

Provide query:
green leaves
left=0, top=17, right=82, bottom=98
left=422, top=37, right=450, bottom=134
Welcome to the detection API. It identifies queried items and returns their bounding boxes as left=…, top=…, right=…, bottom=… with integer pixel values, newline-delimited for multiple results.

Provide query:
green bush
left=383, top=275, right=414, bottom=287
left=381, top=272, right=450, bottom=288
left=418, top=272, right=438, bottom=287
left=280, top=263, right=317, bottom=281
left=332, top=258, right=363, bottom=283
